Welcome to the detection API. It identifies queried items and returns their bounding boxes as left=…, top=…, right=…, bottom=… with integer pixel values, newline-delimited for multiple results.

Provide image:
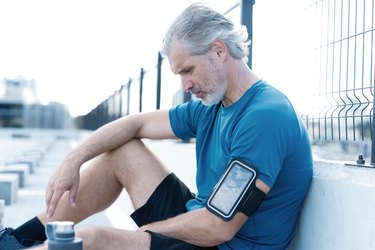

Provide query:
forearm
left=140, top=208, right=247, bottom=247
left=69, top=110, right=175, bottom=165
left=71, top=115, right=141, bottom=164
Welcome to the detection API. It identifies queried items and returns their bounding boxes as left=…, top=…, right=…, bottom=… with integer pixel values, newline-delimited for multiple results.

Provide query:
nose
left=182, top=77, right=194, bottom=92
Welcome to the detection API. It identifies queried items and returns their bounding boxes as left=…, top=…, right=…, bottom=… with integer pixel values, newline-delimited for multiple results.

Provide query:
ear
left=211, top=39, right=227, bottom=62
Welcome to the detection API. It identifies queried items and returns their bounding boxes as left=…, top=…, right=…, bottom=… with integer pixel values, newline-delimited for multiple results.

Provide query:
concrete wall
left=289, top=160, right=375, bottom=250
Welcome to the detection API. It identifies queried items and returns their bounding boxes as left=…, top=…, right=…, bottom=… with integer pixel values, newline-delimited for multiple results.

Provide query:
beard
left=201, top=57, right=228, bottom=106
left=201, top=79, right=227, bottom=106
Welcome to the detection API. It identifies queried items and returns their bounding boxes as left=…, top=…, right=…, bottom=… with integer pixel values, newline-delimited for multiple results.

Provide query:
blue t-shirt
left=169, top=80, right=313, bottom=249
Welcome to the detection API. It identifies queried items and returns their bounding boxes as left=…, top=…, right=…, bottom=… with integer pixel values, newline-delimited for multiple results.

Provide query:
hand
left=45, top=155, right=81, bottom=219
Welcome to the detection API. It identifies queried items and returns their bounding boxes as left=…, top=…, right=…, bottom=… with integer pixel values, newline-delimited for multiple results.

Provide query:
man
left=0, top=3, right=313, bottom=249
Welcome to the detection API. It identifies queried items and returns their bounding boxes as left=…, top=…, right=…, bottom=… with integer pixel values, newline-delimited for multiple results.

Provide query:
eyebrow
left=170, top=61, right=180, bottom=75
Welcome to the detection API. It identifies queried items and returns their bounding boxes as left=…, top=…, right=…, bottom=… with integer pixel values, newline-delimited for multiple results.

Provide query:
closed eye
left=179, top=67, right=193, bottom=75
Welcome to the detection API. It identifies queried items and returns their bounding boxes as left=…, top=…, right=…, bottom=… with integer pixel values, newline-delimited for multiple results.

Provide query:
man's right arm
left=45, top=109, right=176, bottom=218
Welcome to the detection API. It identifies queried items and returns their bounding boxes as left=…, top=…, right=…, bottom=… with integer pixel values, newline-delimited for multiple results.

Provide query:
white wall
left=289, top=160, right=375, bottom=250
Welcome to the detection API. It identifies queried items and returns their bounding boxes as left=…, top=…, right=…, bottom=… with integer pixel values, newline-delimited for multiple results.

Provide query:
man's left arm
left=139, top=179, right=270, bottom=247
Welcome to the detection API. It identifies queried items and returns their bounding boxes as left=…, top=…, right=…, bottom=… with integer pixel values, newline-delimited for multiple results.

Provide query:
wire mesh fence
left=302, top=0, right=374, bottom=139
left=298, top=0, right=374, bottom=163
left=78, top=0, right=375, bottom=164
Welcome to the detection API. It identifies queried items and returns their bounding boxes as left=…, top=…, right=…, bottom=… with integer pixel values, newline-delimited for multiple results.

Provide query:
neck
left=222, top=60, right=260, bottom=107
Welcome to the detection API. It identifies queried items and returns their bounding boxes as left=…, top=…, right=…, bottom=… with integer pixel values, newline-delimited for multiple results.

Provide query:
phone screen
left=207, top=161, right=256, bottom=219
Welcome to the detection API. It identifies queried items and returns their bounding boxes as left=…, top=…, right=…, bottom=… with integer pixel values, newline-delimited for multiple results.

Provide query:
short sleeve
left=230, top=106, right=298, bottom=188
left=169, top=100, right=207, bottom=141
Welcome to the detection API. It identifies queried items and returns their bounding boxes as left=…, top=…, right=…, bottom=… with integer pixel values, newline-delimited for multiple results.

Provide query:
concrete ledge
left=21, top=149, right=45, bottom=161
left=288, top=160, right=375, bottom=250
left=5, top=160, right=36, bottom=174
left=0, top=174, right=19, bottom=205
left=0, top=165, right=29, bottom=187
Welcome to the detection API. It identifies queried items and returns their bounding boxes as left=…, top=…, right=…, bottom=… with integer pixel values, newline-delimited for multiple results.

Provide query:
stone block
left=6, top=160, right=36, bottom=174
left=0, top=174, right=19, bottom=205
left=0, top=165, right=29, bottom=187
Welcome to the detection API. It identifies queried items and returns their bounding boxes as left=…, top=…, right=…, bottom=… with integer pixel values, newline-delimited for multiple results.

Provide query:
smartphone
left=206, top=160, right=257, bottom=220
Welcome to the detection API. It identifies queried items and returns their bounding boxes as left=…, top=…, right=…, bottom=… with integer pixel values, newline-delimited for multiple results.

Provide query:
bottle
left=45, top=221, right=82, bottom=250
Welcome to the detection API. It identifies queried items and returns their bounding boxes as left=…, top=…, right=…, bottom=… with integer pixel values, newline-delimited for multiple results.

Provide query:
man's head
left=162, top=3, right=251, bottom=106
left=161, top=3, right=250, bottom=62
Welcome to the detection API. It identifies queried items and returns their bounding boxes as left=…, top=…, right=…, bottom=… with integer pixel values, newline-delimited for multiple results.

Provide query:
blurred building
left=0, top=76, right=73, bottom=129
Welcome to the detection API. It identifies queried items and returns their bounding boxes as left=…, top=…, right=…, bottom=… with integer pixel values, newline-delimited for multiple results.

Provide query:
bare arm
left=71, top=110, right=176, bottom=162
left=139, top=179, right=270, bottom=247
left=45, top=109, right=175, bottom=218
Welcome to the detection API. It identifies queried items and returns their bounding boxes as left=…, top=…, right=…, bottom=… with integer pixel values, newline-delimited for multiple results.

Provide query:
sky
left=0, top=0, right=312, bottom=117
left=0, top=0, right=239, bottom=117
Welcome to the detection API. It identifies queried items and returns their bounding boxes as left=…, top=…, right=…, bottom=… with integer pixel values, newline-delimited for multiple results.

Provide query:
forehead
left=168, top=45, right=194, bottom=74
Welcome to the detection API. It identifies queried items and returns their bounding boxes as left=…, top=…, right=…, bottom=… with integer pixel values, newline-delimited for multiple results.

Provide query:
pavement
left=0, top=129, right=197, bottom=231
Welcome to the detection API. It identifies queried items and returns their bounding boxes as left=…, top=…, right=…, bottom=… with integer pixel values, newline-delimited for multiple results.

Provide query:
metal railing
left=78, top=1, right=244, bottom=130
left=300, top=0, right=374, bottom=165
left=78, top=0, right=374, bottom=165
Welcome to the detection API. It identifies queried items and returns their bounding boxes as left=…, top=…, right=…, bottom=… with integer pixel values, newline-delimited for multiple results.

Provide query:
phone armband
left=205, top=159, right=266, bottom=221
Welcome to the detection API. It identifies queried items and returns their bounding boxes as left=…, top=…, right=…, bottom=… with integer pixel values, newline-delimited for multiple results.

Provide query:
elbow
left=216, top=221, right=237, bottom=242
left=193, top=208, right=247, bottom=247
left=210, top=234, right=233, bottom=246
left=214, top=225, right=236, bottom=245
left=200, top=216, right=237, bottom=246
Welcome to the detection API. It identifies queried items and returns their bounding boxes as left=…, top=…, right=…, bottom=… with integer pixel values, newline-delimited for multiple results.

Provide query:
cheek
left=205, top=67, right=221, bottom=87
left=202, top=66, right=215, bottom=85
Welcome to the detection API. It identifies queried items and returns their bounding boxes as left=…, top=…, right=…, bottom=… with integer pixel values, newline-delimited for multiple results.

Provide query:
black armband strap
left=238, top=185, right=266, bottom=217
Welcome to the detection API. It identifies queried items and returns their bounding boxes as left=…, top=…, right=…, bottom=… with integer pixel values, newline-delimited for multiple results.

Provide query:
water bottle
left=45, top=221, right=82, bottom=250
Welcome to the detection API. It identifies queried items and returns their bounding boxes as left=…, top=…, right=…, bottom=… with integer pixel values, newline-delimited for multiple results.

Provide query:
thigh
left=130, top=173, right=194, bottom=226
left=131, top=173, right=218, bottom=250
left=106, top=138, right=171, bottom=209
left=149, top=231, right=218, bottom=250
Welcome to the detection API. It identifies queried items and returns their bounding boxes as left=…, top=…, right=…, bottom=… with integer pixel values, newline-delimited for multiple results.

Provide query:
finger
left=45, top=181, right=54, bottom=212
left=45, top=189, right=53, bottom=212
left=69, top=184, right=79, bottom=208
left=47, top=189, right=64, bottom=219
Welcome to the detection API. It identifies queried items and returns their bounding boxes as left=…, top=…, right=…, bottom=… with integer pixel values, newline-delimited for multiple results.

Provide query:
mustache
left=188, top=88, right=203, bottom=95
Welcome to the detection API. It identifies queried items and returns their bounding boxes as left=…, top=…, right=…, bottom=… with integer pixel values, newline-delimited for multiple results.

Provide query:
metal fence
left=78, top=0, right=375, bottom=165
left=78, top=1, right=244, bottom=130
left=299, top=0, right=374, bottom=165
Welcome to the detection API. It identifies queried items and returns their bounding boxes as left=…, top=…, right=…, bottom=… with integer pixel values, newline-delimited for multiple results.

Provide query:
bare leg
left=33, top=227, right=151, bottom=250
left=35, top=139, right=170, bottom=248
left=77, top=226, right=151, bottom=250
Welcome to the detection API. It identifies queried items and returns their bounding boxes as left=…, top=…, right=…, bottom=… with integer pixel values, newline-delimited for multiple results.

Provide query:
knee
left=107, top=138, right=144, bottom=158
left=99, top=138, right=148, bottom=177
left=76, top=226, right=102, bottom=249
left=98, top=138, right=144, bottom=166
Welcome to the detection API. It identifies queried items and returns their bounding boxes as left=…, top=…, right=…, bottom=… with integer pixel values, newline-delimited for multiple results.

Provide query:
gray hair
left=161, top=3, right=250, bottom=62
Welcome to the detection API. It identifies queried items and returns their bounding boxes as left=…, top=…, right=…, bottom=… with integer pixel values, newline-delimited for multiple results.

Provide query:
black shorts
left=130, top=173, right=218, bottom=250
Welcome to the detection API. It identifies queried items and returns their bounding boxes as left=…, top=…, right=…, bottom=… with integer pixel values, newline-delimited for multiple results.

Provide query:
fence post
left=139, top=68, right=144, bottom=113
left=118, top=84, right=124, bottom=118
left=127, top=78, right=132, bottom=115
left=241, top=0, right=255, bottom=69
left=372, top=80, right=375, bottom=165
left=156, top=52, right=163, bottom=109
